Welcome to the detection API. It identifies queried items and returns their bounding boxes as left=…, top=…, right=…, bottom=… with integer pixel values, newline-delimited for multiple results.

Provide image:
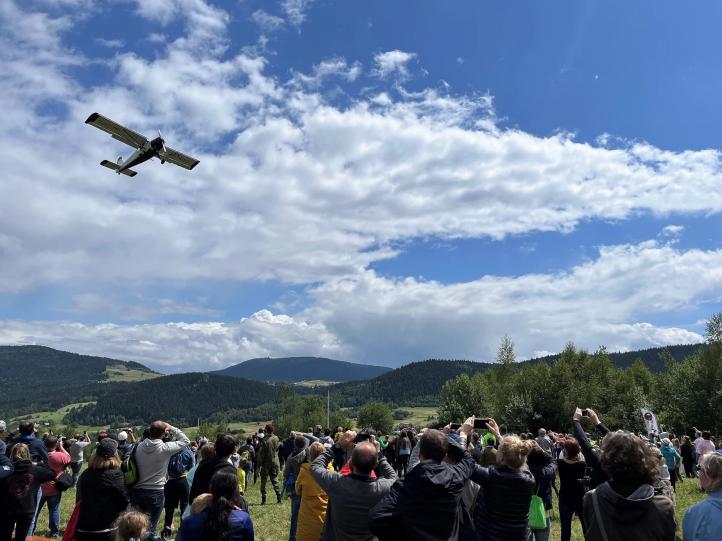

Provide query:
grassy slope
left=38, top=464, right=705, bottom=541
left=105, top=363, right=160, bottom=382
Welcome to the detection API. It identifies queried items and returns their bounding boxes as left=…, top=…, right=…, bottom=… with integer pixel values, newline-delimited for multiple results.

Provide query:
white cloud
left=300, top=241, right=713, bottom=364
left=0, top=241, right=713, bottom=369
left=290, top=58, right=362, bottom=88
left=374, top=50, right=417, bottom=79
left=660, top=224, right=684, bottom=237
left=95, top=38, right=125, bottom=48
left=281, top=0, right=314, bottom=27
left=0, top=310, right=344, bottom=372
left=250, top=9, right=285, bottom=33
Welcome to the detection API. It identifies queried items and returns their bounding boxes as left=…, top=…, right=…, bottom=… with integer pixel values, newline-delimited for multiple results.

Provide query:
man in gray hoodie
left=131, top=420, right=190, bottom=534
left=311, top=438, right=397, bottom=541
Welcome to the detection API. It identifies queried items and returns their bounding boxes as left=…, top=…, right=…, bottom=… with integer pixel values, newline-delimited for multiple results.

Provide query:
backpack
left=121, top=443, right=139, bottom=486
left=168, top=450, right=187, bottom=478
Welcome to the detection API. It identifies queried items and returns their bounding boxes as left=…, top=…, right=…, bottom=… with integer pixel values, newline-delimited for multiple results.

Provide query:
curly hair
left=497, top=436, right=534, bottom=470
left=600, top=431, right=659, bottom=485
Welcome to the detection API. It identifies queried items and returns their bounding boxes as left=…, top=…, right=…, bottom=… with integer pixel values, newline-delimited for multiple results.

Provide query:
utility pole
left=327, top=388, right=330, bottom=429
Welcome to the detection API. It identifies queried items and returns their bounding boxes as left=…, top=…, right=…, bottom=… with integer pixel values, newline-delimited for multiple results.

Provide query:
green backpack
left=121, top=443, right=139, bottom=486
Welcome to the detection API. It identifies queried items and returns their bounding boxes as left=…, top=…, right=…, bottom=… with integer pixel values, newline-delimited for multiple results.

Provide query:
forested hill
left=64, top=373, right=277, bottom=427
left=524, top=343, right=702, bottom=372
left=212, top=356, right=391, bottom=383
left=326, top=343, right=704, bottom=408
left=329, top=360, right=487, bottom=407
left=0, top=345, right=158, bottom=417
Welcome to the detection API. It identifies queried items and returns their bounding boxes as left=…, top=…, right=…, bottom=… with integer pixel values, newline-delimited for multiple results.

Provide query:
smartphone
left=582, top=409, right=589, bottom=417
left=449, top=423, right=461, bottom=430
left=474, top=418, right=491, bottom=429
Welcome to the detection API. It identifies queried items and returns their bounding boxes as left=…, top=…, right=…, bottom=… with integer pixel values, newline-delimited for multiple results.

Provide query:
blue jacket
left=683, top=490, right=722, bottom=541
left=660, top=445, right=682, bottom=471
left=7, top=434, right=49, bottom=464
left=177, top=508, right=254, bottom=541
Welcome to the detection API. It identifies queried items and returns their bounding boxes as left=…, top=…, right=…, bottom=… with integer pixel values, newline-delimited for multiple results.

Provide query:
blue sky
left=1, top=0, right=721, bottom=371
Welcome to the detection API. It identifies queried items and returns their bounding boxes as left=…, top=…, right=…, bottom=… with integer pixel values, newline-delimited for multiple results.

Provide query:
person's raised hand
left=341, top=430, right=357, bottom=449
left=461, top=416, right=475, bottom=436
left=573, top=408, right=583, bottom=422
left=486, top=419, right=501, bottom=439
left=370, top=434, right=380, bottom=453
left=586, top=408, right=601, bottom=426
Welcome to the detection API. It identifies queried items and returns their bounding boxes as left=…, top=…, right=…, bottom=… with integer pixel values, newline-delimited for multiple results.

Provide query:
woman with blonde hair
left=683, top=452, right=722, bottom=541
left=75, top=438, right=129, bottom=541
left=468, top=419, right=536, bottom=541
left=294, top=442, right=333, bottom=541
left=115, top=511, right=150, bottom=541
left=0, top=443, right=54, bottom=541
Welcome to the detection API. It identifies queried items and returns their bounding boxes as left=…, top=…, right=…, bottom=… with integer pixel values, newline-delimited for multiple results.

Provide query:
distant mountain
left=0, top=345, right=158, bottom=417
left=212, top=356, right=392, bottom=383
left=64, top=372, right=277, bottom=427
left=327, top=343, right=705, bottom=408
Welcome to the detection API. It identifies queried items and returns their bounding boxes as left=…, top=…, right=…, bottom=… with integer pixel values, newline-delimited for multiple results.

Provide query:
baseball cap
left=0, top=420, right=6, bottom=432
left=97, top=438, right=118, bottom=459
left=117, top=431, right=128, bottom=441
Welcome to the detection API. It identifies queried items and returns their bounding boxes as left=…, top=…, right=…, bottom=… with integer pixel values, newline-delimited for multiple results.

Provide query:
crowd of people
left=0, top=410, right=721, bottom=541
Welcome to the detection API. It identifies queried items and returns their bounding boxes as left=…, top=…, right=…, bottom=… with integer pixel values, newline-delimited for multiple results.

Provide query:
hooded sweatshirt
left=582, top=481, right=676, bottom=541
left=369, top=446, right=476, bottom=541
left=133, top=426, right=190, bottom=491
left=0, top=459, right=54, bottom=516
left=683, top=490, right=722, bottom=541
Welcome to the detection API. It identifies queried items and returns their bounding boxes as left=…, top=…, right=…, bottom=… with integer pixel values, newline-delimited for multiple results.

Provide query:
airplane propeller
left=157, top=129, right=167, bottom=153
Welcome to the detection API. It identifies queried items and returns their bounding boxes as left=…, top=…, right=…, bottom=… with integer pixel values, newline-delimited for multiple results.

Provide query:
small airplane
left=85, top=112, right=199, bottom=177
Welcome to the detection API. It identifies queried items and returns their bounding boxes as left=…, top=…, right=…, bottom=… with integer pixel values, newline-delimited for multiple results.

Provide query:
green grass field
left=105, top=364, right=160, bottom=382
left=36, top=464, right=705, bottom=541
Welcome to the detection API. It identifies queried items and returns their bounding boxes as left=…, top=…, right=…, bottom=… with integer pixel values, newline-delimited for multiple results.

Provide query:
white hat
left=0, top=420, right=6, bottom=432
left=117, top=431, right=128, bottom=441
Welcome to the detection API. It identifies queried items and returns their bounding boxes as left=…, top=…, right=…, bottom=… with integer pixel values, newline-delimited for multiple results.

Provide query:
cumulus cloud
left=0, top=310, right=344, bottom=371
left=0, top=241, right=713, bottom=369
left=373, top=50, right=417, bottom=79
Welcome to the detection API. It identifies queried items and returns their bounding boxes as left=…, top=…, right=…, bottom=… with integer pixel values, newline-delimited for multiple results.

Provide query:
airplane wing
left=85, top=112, right=148, bottom=149
left=159, top=146, right=200, bottom=170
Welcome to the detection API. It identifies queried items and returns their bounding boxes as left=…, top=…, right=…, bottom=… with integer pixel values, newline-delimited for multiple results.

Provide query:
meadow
left=36, top=464, right=705, bottom=541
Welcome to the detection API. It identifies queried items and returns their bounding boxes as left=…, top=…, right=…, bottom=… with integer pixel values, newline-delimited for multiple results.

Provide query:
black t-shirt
left=557, top=459, right=587, bottom=501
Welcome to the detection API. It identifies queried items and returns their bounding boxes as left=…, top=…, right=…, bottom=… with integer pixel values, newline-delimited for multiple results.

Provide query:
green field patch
left=293, top=379, right=339, bottom=387
left=104, top=363, right=160, bottom=382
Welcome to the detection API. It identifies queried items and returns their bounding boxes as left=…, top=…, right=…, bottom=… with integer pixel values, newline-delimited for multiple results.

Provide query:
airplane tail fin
left=100, top=159, right=137, bottom=177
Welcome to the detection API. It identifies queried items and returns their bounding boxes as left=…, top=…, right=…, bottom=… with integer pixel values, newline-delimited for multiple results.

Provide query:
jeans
left=27, top=486, right=43, bottom=535
left=37, top=494, right=63, bottom=536
left=244, top=464, right=252, bottom=491
left=163, top=477, right=190, bottom=530
left=0, top=512, right=34, bottom=541
left=288, top=494, right=301, bottom=541
left=70, top=461, right=83, bottom=485
left=558, top=497, right=584, bottom=541
left=529, top=519, right=551, bottom=541
left=131, top=488, right=165, bottom=534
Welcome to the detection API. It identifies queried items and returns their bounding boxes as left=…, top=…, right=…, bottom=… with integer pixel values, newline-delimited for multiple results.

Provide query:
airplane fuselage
left=117, top=137, right=166, bottom=173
